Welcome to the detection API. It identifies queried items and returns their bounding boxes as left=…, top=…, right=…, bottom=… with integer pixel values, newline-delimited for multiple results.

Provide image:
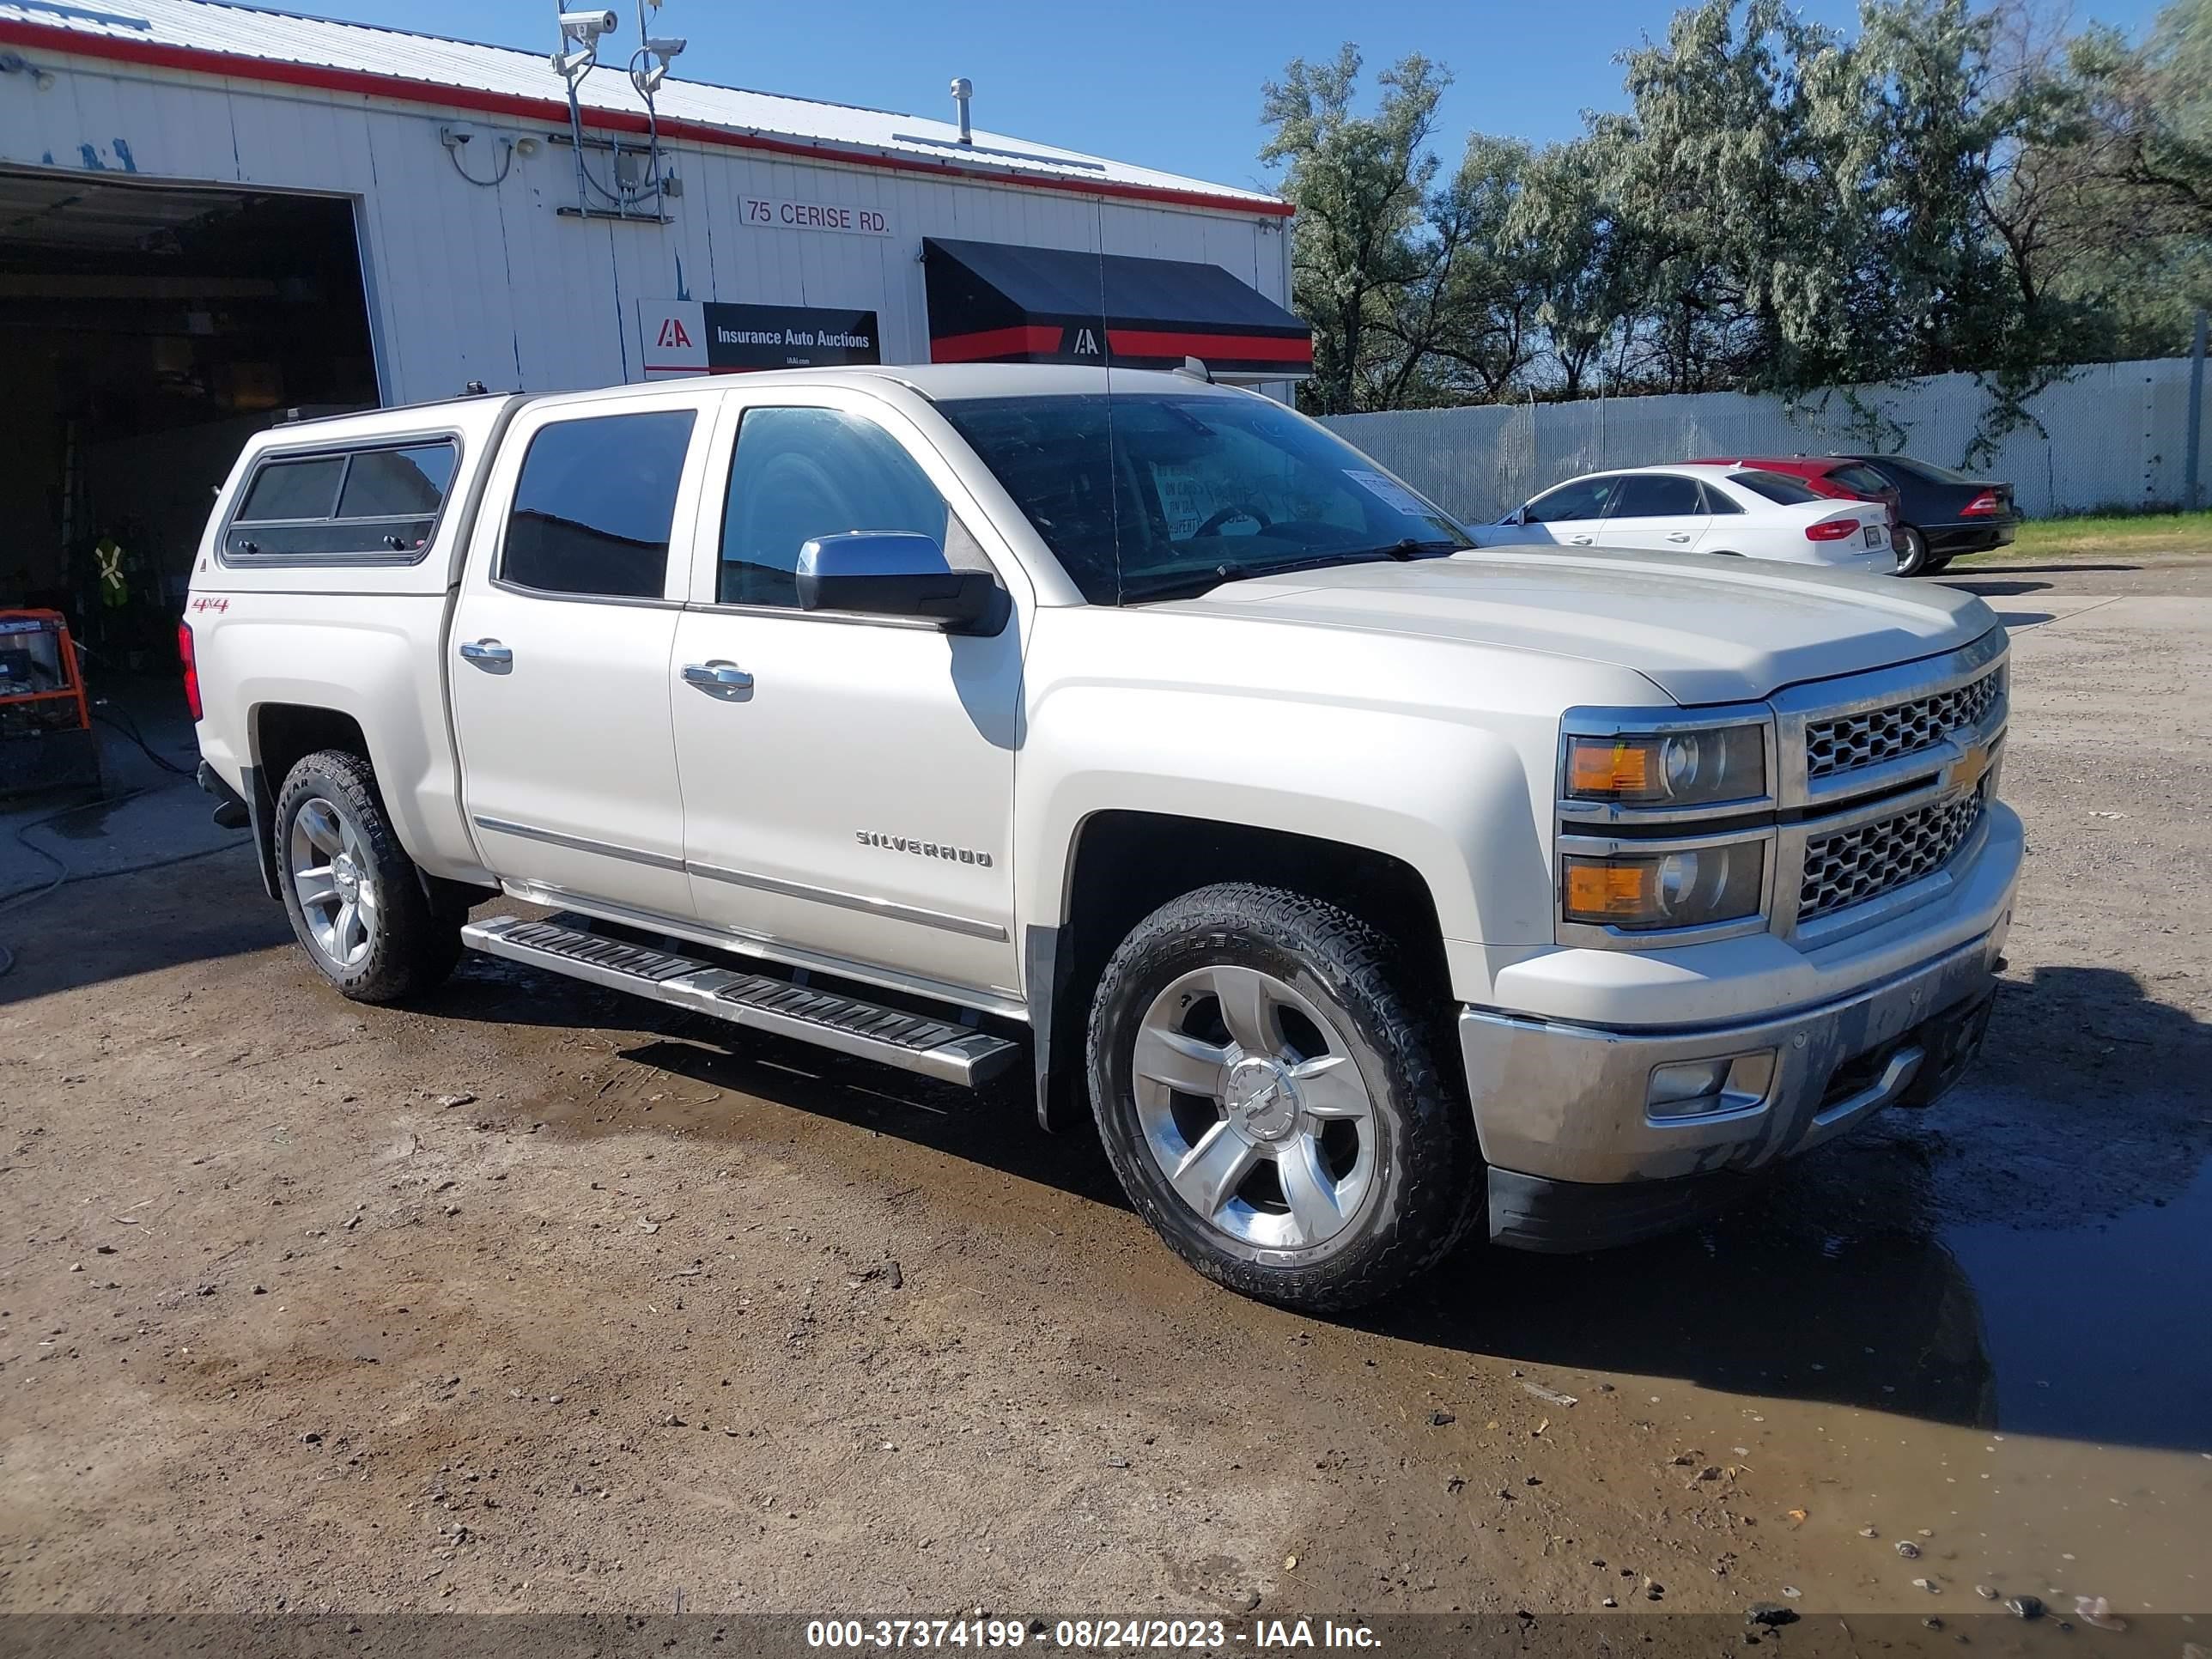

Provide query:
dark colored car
left=1692, top=453, right=2019, bottom=575
left=1828, top=455, right=2018, bottom=574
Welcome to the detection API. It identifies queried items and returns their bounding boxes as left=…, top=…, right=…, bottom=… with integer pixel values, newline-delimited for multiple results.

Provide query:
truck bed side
left=186, top=393, right=529, bottom=890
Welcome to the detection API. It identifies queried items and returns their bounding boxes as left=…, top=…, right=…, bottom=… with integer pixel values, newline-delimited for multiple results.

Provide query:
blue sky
left=285, top=0, right=2165, bottom=191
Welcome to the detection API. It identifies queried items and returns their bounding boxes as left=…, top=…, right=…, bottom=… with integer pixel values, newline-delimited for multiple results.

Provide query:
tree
left=1261, top=46, right=1450, bottom=413
left=1836, top=0, right=2112, bottom=449
left=1510, top=132, right=1636, bottom=397
left=1401, top=135, right=1544, bottom=403
left=1260, top=1, right=2180, bottom=435
left=2070, top=0, right=2212, bottom=228
left=1603, top=0, right=1841, bottom=392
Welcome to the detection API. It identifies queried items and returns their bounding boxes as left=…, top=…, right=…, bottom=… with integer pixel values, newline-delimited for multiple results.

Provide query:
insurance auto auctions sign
left=639, top=301, right=882, bottom=377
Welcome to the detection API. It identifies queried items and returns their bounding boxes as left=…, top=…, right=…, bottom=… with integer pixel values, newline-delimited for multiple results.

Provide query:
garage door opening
left=0, top=172, right=378, bottom=663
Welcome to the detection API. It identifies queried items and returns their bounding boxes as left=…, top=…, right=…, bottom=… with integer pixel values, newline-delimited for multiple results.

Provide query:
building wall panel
left=1, top=54, right=1294, bottom=404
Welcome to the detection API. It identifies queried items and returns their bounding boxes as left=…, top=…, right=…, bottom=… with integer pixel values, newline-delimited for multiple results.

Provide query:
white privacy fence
left=1320, top=357, right=2201, bottom=524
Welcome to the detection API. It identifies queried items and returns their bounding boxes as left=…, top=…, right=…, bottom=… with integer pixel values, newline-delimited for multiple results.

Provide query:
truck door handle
left=682, top=660, right=754, bottom=692
left=459, top=639, right=513, bottom=669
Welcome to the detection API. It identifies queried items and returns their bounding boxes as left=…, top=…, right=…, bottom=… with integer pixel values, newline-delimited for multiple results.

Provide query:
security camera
left=558, top=9, right=617, bottom=39
left=644, top=35, right=686, bottom=58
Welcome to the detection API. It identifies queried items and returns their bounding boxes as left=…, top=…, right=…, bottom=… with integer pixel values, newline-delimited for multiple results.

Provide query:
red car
left=1691, top=456, right=1904, bottom=524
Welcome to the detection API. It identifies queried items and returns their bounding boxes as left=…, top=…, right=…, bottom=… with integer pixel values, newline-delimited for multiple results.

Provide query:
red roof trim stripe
left=0, top=20, right=1297, bottom=219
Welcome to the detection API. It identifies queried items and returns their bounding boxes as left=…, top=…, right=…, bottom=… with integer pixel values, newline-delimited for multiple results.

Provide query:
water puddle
left=1943, top=1156, right=2212, bottom=1449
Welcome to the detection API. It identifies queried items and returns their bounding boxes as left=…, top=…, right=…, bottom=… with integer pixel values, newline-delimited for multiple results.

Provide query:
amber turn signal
left=1562, top=725, right=1766, bottom=806
left=1562, top=859, right=1656, bottom=920
left=1566, top=742, right=1654, bottom=799
left=1561, top=843, right=1768, bottom=931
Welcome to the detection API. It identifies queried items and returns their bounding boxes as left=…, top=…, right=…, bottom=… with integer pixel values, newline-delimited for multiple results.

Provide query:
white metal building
left=0, top=0, right=1304, bottom=607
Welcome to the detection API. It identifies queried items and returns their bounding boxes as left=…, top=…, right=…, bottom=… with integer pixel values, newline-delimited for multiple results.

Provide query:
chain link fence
left=1321, top=357, right=2202, bottom=525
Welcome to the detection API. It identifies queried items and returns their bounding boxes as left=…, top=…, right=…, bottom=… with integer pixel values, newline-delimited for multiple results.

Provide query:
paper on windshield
left=1342, top=469, right=1434, bottom=520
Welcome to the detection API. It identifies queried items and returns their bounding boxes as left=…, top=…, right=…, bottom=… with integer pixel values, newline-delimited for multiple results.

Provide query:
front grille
left=1805, top=667, right=2002, bottom=780
left=1798, top=782, right=1988, bottom=921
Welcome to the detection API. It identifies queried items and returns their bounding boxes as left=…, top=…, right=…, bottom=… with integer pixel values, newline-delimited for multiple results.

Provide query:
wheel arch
left=245, top=703, right=373, bottom=900
left=1027, top=809, right=1459, bottom=1133
left=250, top=702, right=489, bottom=913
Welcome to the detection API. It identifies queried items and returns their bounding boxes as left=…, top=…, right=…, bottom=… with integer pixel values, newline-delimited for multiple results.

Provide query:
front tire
left=1893, top=525, right=1929, bottom=576
left=1085, top=883, right=1479, bottom=1311
left=276, top=748, right=462, bottom=1003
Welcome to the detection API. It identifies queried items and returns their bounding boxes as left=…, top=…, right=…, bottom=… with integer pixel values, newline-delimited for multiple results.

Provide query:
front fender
left=1023, top=685, right=1551, bottom=945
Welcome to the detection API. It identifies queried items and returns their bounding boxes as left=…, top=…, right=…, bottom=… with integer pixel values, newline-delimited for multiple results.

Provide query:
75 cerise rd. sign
left=743, top=196, right=891, bottom=237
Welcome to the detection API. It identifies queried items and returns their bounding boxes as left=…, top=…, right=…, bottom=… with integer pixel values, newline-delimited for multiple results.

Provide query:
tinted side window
left=1829, top=463, right=1893, bottom=495
left=720, top=407, right=951, bottom=607
left=339, top=445, right=457, bottom=516
left=1733, top=470, right=1824, bottom=505
left=1527, top=475, right=1617, bottom=523
left=504, top=412, right=696, bottom=599
left=228, top=441, right=459, bottom=561
left=238, top=458, right=344, bottom=522
left=1610, top=473, right=1705, bottom=517
left=1698, top=482, right=1745, bottom=515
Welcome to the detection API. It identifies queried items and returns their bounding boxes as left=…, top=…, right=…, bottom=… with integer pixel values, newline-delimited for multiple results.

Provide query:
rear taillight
left=1961, top=490, right=2002, bottom=517
left=1805, top=518, right=1862, bottom=541
left=178, top=618, right=202, bottom=722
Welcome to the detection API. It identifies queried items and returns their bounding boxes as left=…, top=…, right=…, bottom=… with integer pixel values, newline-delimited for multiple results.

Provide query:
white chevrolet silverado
left=185, top=365, right=2018, bottom=1310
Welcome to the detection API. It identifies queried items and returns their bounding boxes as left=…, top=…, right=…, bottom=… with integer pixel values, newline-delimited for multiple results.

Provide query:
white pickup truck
left=185, top=365, right=2018, bottom=1310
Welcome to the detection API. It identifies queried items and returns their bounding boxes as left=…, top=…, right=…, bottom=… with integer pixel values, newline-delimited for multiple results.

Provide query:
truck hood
left=1166, top=547, right=2000, bottom=704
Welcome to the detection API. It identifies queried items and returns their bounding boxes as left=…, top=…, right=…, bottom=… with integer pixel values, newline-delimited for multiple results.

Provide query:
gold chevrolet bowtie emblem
left=1954, top=739, right=1992, bottom=789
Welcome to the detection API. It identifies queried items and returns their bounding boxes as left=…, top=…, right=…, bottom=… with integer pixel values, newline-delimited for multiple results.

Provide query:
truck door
left=669, top=391, right=1022, bottom=1006
left=447, top=392, right=714, bottom=921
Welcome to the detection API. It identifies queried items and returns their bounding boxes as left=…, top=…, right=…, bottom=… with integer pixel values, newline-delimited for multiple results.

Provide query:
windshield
left=937, top=392, right=1471, bottom=604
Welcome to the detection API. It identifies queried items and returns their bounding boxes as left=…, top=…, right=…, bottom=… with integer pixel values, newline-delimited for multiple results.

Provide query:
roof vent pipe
left=951, top=76, right=973, bottom=144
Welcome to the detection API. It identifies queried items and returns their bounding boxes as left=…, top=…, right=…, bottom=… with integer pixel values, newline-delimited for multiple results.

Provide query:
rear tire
left=1893, top=525, right=1929, bottom=576
left=276, top=748, right=463, bottom=1004
left=1085, top=883, right=1479, bottom=1312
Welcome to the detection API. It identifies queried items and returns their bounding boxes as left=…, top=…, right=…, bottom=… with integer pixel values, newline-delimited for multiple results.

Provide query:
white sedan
left=1478, top=464, right=1899, bottom=573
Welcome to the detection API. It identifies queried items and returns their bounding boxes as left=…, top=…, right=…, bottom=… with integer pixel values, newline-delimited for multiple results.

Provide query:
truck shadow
left=432, top=951, right=1129, bottom=1210
left=432, top=953, right=2212, bottom=1455
left=0, top=846, right=289, bottom=1006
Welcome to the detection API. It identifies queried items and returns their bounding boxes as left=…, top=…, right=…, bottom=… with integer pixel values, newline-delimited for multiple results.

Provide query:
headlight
left=1562, top=842, right=1767, bottom=931
left=1565, top=725, right=1766, bottom=806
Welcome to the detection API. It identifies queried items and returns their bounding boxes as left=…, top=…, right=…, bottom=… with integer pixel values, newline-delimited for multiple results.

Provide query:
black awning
left=923, top=237, right=1311, bottom=379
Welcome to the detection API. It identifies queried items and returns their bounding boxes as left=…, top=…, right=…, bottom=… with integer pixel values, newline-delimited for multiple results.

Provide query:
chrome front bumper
left=1459, top=920, right=2007, bottom=1245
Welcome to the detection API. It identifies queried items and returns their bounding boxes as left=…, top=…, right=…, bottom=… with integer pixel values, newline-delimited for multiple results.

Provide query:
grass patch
left=1956, top=509, right=2212, bottom=564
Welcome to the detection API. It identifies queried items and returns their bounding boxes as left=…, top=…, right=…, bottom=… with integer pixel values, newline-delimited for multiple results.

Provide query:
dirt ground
left=2, top=559, right=2207, bottom=1620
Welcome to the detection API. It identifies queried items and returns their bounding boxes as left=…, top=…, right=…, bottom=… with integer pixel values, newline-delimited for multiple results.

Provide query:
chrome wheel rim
left=289, top=798, right=378, bottom=970
left=1131, top=964, right=1377, bottom=1252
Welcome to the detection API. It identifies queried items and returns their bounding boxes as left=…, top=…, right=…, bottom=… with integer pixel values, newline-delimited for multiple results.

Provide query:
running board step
left=461, top=915, right=1020, bottom=1086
